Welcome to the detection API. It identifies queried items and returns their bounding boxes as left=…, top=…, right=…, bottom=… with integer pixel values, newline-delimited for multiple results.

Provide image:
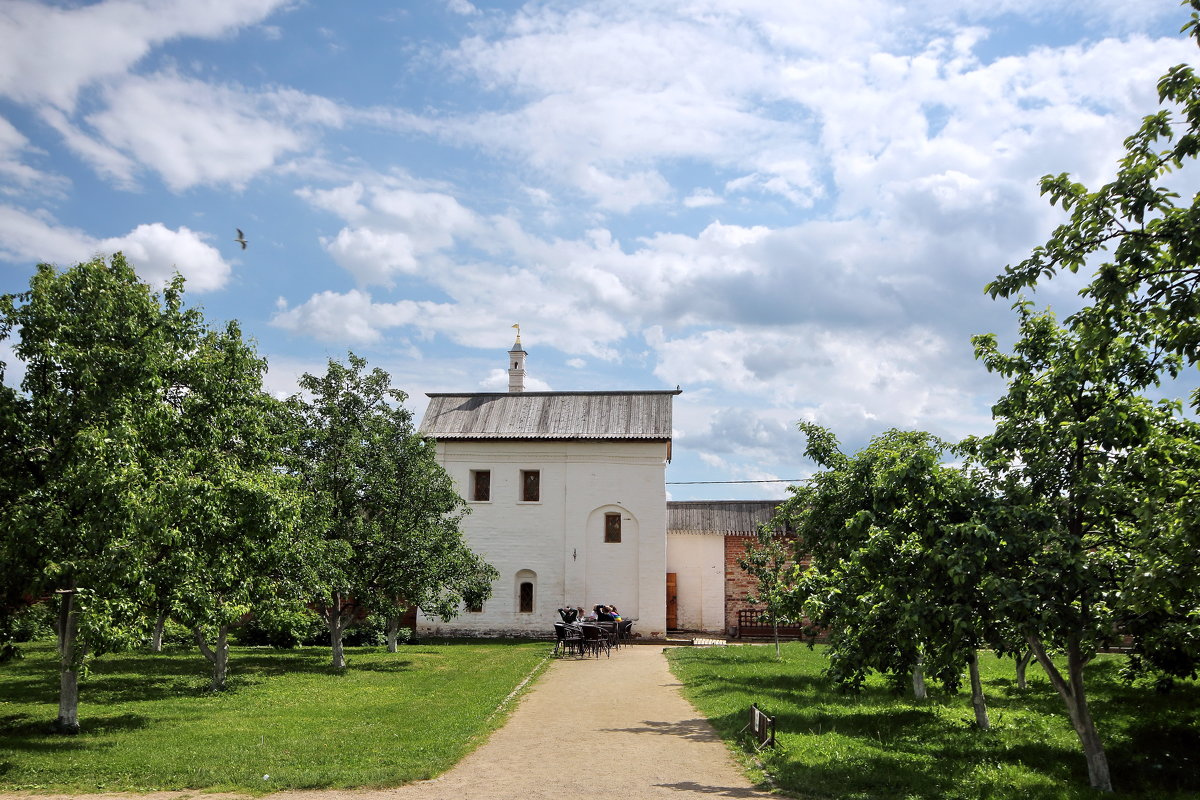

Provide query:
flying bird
left=234, top=229, right=248, bottom=249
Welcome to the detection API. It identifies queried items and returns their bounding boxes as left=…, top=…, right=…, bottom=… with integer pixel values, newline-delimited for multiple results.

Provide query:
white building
left=666, top=500, right=787, bottom=635
left=416, top=335, right=679, bottom=637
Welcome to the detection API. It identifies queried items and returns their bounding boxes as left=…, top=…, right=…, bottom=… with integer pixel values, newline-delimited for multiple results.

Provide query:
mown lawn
left=668, top=642, right=1199, bottom=800
left=0, top=639, right=549, bottom=793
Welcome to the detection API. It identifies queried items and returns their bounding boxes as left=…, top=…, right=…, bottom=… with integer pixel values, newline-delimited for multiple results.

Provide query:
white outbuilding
left=416, top=334, right=679, bottom=637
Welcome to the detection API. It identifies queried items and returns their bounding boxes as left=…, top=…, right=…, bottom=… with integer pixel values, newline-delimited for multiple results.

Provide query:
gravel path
left=2, top=644, right=777, bottom=800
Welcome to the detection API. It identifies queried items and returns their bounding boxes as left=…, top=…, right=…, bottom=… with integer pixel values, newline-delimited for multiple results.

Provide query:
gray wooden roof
left=668, top=500, right=786, bottom=534
left=419, top=390, right=680, bottom=440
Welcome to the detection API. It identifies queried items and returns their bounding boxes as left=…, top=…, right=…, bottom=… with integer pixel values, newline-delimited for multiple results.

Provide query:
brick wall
left=724, top=534, right=823, bottom=639
left=724, top=535, right=760, bottom=634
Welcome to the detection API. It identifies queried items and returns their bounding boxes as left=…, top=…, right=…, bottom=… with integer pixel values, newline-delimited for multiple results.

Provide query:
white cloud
left=0, top=205, right=231, bottom=291
left=0, top=0, right=291, bottom=110
left=445, top=0, right=479, bottom=16
left=98, top=223, right=231, bottom=292
left=38, top=107, right=139, bottom=189
left=0, top=115, right=68, bottom=197
left=299, top=181, right=480, bottom=286
left=683, top=188, right=724, bottom=208
left=72, top=73, right=340, bottom=191
left=480, top=368, right=550, bottom=391
left=414, top=0, right=1189, bottom=219
left=271, top=290, right=467, bottom=345
left=322, top=228, right=421, bottom=286
left=651, top=324, right=999, bottom=447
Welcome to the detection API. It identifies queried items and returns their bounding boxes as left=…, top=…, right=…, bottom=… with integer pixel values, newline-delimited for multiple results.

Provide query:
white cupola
left=508, top=324, right=527, bottom=393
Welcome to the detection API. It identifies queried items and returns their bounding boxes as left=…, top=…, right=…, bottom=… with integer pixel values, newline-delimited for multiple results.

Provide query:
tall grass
left=1, top=639, right=548, bottom=792
left=668, top=643, right=1199, bottom=800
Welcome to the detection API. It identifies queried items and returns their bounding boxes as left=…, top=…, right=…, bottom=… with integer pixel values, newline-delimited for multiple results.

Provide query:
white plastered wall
left=419, top=439, right=668, bottom=638
left=665, top=532, right=726, bottom=633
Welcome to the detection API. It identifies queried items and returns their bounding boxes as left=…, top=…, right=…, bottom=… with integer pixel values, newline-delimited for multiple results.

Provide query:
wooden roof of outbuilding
left=419, top=390, right=680, bottom=440
left=667, top=500, right=787, bottom=534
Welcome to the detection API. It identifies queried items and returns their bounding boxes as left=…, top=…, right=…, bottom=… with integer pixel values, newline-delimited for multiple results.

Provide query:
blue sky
left=0, top=0, right=1194, bottom=500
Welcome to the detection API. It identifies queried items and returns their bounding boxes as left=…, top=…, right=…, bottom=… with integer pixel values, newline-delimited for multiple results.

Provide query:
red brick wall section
left=724, top=534, right=821, bottom=638
left=724, top=535, right=760, bottom=634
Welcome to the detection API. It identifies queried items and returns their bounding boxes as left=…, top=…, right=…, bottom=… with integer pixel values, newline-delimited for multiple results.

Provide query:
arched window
left=515, top=569, right=536, bottom=613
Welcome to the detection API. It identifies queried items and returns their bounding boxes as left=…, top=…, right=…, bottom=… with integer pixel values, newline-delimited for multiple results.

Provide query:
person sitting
left=595, top=604, right=617, bottom=622
left=558, top=607, right=579, bottom=623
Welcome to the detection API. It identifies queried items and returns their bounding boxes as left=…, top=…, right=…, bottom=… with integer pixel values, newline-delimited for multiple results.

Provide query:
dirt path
left=3, top=645, right=777, bottom=800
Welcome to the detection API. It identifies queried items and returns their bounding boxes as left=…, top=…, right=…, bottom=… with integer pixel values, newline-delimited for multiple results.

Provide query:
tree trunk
left=1015, top=649, right=1033, bottom=690
left=772, top=611, right=781, bottom=659
left=329, top=594, right=347, bottom=669
left=194, top=625, right=230, bottom=691
left=1027, top=635, right=1112, bottom=792
left=150, top=611, right=167, bottom=653
left=386, top=614, right=400, bottom=653
left=912, top=653, right=927, bottom=700
left=968, top=649, right=990, bottom=730
left=55, top=589, right=81, bottom=734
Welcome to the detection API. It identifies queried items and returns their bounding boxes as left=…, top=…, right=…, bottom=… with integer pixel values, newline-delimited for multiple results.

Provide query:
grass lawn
left=667, top=642, right=1200, bottom=800
left=0, top=639, right=549, bottom=793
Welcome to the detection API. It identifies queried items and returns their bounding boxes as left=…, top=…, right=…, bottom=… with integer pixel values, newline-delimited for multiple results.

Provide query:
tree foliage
left=987, top=1, right=1200, bottom=369
left=971, top=6, right=1200, bottom=786
left=1, top=255, right=203, bottom=731
left=962, top=302, right=1200, bottom=792
left=287, top=354, right=497, bottom=668
left=0, top=254, right=311, bottom=716
left=785, top=424, right=996, bottom=726
left=736, top=515, right=796, bottom=659
left=150, top=324, right=309, bottom=690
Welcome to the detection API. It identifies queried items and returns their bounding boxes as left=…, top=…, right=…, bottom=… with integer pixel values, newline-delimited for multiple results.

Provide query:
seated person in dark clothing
left=558, top=607, right=579, bottom=623
left=595, top=604, right=617, bottom=622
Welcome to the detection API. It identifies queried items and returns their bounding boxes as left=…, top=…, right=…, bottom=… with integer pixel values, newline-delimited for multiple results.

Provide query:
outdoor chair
left=580, top=624, right=611, bottom=657
left=553, top=622, right=584, bottom=657
left=618, top=619, right=633, bottom=646
left=594, top=620, right=620, bottom=650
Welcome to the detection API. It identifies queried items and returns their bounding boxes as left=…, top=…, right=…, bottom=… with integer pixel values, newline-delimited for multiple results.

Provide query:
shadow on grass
left=1108, top=718, right=1200, bottom=794
left=345, top=660, right=414, bottom=673
left=676, top=649, right=1200, bottom=799
left=0, top=712, right=150, bottom=750
left=0, top=647, right=362, bottom=708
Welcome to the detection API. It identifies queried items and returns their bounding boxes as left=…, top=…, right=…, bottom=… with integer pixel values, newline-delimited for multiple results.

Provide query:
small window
left=466, top=597, right=484, bottom=613
left=521, top=469, right=540, bottom=502
left=471, top=470, right=490, bottom=502
left=605, top=512, right=622, bottom=543
left=519, top=582, right=534, bottom=613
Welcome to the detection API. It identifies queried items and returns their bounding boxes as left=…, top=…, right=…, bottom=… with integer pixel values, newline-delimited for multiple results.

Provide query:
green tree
left=987, top=1, right=1200, bottom=367
left=151, top=325, right=310, bottom=690
left=0, top=255, right=203, bottom=732
left=784, top=424, right=996, bottom=727
left=288, top=354, right=496, bottom=668
left=737, top=516, right=796, bottom=659
left=962, top=302, right=1200, bottom=792
left=981, top=0, right=1200, bottom=692
left=1, top=254, right=307, bottom=712
left=0, top=341, right=35, bottom=663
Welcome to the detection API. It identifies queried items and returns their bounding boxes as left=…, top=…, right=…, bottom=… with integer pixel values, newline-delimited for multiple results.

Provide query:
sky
left=0, top=0, right=1196, bottom=501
